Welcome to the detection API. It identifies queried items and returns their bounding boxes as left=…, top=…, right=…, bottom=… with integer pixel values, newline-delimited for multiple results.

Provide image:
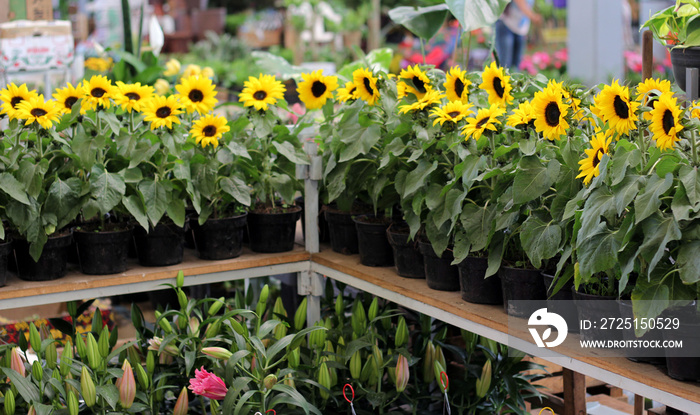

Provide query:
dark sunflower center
left=592, top=149, right=603, bottom=168
left=447, top=111, right=461, bottom=118
left=648, top=92, right=658, bottom=109
left=65, top=96, right=78, bottom=109
left=10, top=97, right=23, bottom=108
left=30, top=108, right=47, bottom=117
left=126, top=92, right=140, bottom=101
left=613, top=95, right=629, bottom=119
left=544, top=102, right=561, bottom=127
left=188, top=89, right=204, bottom=102
left=455, top=78, right=465, bottom=98
left=662, top=109, right=675, bottom=135
left=156, top=106, right=171, bottom=118
left=253, top=90, right=267, bottom=101
left=493, top=77, right=505, bottom=98
left=412, top=76, right=426, bottom=94
left=311, top=80, right=327, bottom=98
left=363, top=77, right=375, bottom=96
left=348, top=87, right=356, bottom=96
left=91, top=88, right=106, bottom=98
left=203, top=125, right=217, bottom=137
left=476, top=116, right=490, bottom=129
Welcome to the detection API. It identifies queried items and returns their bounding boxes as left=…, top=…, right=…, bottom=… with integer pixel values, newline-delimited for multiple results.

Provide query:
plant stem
left=692, top=129, right=698, bottom=166
left=464, top=31, right=473, bottom=69
left=420, top=38, right=426, bottom=65
left=637, top=122, right=648, bottom=168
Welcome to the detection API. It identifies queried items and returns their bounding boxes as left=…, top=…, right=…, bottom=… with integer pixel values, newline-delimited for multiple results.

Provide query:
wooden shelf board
left=311, top=247, right=700, bottom=412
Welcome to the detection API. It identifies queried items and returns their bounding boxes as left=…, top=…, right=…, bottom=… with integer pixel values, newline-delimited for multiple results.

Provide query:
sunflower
left=399, top=65, right=432, bottom=99
left=0, top=83, right=38, bottom=119
left=297, top=70, right=339, bottom=109
left=479, top=62, right=513, bottom=107
left=141, top=95, right=183, bottom=130
left=190, top=114, right=230, bottom=149
left=593, top=80, right=639, bottom=136
left=576, top=131, right=612, bottom=185
left=182, top=64, right=202, bottom=79
left=15, top=95, right=61, bottom=129
left=337, top=81, right=358, bottom=103
left=175, top=75, right=218, bottom=114
left=507, top=100, right=535, bottom=128
left=431, top=100, right=473, bottom=126
left=636, top=78, right=672, bottom=121
left=239, top=74, right=286, bottom=111
left=52, top=83, right=84, bottom=115
left=532, top=84, right=570, bottom=140
left=81, top=75, right=116, bottom=111
left=154, top=79, right=171, bottom=96
left=84, top=57, right=113, bottom=72
left=398, top=89, right=444, bottom=114
left=461, top=104, right=506, bottom=140
left=649, top=92, right=684, bottom=151
left=114, top=82, right=154, bottom=113
left=444, top=66, right=471, bottom=103
left=163, top=58, right=181, bottom=77
left=352, top=68, right=380, bottom=106
left=396, top=81, right=407, bottom=99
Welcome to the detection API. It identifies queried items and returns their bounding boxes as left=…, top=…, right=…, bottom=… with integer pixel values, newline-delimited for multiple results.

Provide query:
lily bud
left=423, top=342, right=435, bottom=383
left=475, top=359, right=492, bottom=398
left=156, top=312, right=173, bottom=334
left=258, top=285, right=269, bottom=307
left=75, top=335, right=86, bottom=362
left=45, top=342, right=57, bottom=370
left=155, top=377, right=166, bottom=402
left=176, top=270, right=185, bottom=288
left=293, top=297, right=307, bottom=331
left=433, top=360, right=446, bottom=394
left=349, top=350, right=362, bottom=379
left=67, top=389, right=79, bottom=415
left=372, top=344, right=384, bottom=370
left=317, top=362, right=331, bottom=400
left=27, top=405, right=36, bottom=415
left=86, top=333, right=100, bottom=370
left=31, top=361, right=43, bottom=381
left=189, top=317, right=200, bottom=337
left=147, top=337, right=179, bottom=357
left=273, top=297, right=287, bottom=318
left=368, top=297, right=379, bottom=321
left=9, top=347, right=25, bottom=377
left=208, top=297, right=225, bottom=316
left=81, top=366, right=96, bottom=408
left=117, top=360, right=136, bottom=409
left=67, top=301, right=77, bottom=318
left=177, top=289, right=188, bottom=311
left=288, top=347, right=300, bottom=369
left=395, top=354, right=410, bottom=393
left=39, top=323, right=51, bottom=341
left=204, top=319, right=221, bottom=339
left=134, top=362, right=149, bottom=389
left=263, top=374, right=277, bottom=390
left=173, top=386, right=189, bottom=415
left=28, top=323, right=41, bottom=353
left=283, top=372, right=295, bottom=389
left=360, top=355, right=375, bottom=383
left=335, top=295, right=344, bottom=320
left=434, top=345, right=446, bottom=376
left=228, top=318, right=246, bottom=336
left=65, top=372, right=78, bottom=396
left=310, top=322, right=326, bottom=349
left=3, top=388, right=14, bottom=415
left=387, top=350, right=395, bottom=383
left=202, top=347, right=232, bottom=361
left=98, top=328, right=110, bottom=358
left=146, top=351, right=155, bottom=375
left=351, top=300, right=367, bottom=336
left=395, top=316, right=408, bottom=348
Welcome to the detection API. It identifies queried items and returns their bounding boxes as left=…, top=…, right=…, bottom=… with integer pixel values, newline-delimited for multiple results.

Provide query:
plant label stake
left=254, top=411, right=276, bottom=415
left=440, top=371, right=451, bottom=415
left=343, top=383, right=357, bottom=415
left=538, top=408, right=555, bottom=415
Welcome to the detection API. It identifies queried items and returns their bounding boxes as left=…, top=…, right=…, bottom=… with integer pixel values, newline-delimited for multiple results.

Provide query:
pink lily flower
left=116, top=360, right=136, bottom=409
left=188, top=367, right=227, bottom=400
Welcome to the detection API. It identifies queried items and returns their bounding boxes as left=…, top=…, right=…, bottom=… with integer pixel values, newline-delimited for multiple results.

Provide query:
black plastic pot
left=573, top=288, right=622, bottom=344
left=500, top=266, right=546, bottom=317
left=74, top=225, right=133, bottom=275
left=543, top=273, right=579, bottom=333
left=295, top=197, right=330, bottom=244
left=457, top=256, right=502, bottom=304
left=0, top=239, right=11, bottom=287
left=191, top=213, right=247, bottom=260
left=618, top=299, right=664, bottom=364
left=418, top=241, right=460, bottom=291
left=663, top=304, right=700, bottom=382
left=248, top=207, right=301, bottom=253
left=353, top=215, right=393, bottom=267
left=134, top=221, right=186, bottom=267
left=15, top=233, right=72, bottom=281
left=386, top=227, right=424, bottom=279
left=670, top=47, right=700, bottom=92
left=325, top=210, right=358, bottom=255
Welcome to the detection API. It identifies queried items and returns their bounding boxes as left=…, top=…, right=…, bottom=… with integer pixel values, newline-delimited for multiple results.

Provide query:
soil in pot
left=15, top=232, right=72, bottom=281
left=0, top=238, right=11, bottom=287
left=134, top=221, right=186, bottom=267
left=618, top=299, right=665, bottom=364
left=458, top=256, right=502, bottom=304
left=543, top=273, right=579, bottom=333
left=663, top=304, right=700, bottom=382
left=248, top=206, right=301, bottom=253
left=191, top=213, right=247, bottom=260
left=500, top=266, right=546, bottom=318
left=386, top=224, right=424, bottom=279
left=573, top=288, right=622, bottom=344
left=74, top=223, right=133, bottom=275
left=418, top=241, right=460, bottom=291
left=325, top=208, right=359, bottom=255
left=354, top=215, right=393, bottom=267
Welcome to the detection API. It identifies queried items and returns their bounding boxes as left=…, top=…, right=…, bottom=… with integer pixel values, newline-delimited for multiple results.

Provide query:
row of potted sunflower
left=0, top=72, right=308, bottom=281
left=302, top=60, right=699, bottom=377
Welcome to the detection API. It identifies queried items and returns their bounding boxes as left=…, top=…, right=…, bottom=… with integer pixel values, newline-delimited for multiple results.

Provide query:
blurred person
left=495, top=0, right=542, bottom=69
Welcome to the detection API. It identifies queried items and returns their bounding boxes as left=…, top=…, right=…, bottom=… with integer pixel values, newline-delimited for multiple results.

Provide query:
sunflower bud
left=81, top=366, right=96, bottom=408
left=3, top=389, right=14, bottom=415
left=318, top=362, right=331, bottom=400
left=263, top=374, right=277, bottom=390
left=294, top=297, right=307, bottom=331
left=475, top=360, right=492, bottom=398
left=349, top=350, right=362, bottom=379
left=28, top=323, right=41, bottom=353
left=395, top=316, right=408, bottom=348
left=67, top=389, right=79, bottom=415
left=31, top=361, right=43, bottom=381
left=173, top=386, right=188, bottom=415
left=368, top=297, right=379, bottom=322
left=208, top=297, right=225, bottom=316
left=423, top=342, right=435, bottom=383
left=395, top=354, right=410, bottom=393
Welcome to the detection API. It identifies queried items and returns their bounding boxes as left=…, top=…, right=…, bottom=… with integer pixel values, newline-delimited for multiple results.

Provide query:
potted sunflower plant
left=237, top=73, right=309, bottom=253
left=0, top=83, right=77, bottom=281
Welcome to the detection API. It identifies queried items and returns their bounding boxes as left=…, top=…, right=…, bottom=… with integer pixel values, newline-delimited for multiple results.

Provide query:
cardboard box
left=0, top=20, right=74, bottom=72
left=1, top=0, right=52, bottom=22
left=25, top=0, right=51, bottom=21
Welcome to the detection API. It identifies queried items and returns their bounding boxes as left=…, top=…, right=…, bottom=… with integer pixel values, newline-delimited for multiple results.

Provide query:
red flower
left=188, top=367, right=227, bottom=400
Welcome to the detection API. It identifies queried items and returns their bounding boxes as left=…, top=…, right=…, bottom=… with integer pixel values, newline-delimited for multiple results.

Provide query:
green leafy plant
left=642, top=1, right=700, bottom=47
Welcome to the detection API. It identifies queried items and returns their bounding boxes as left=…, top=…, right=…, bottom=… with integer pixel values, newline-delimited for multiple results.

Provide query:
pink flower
left=10, top=347, right=25, bottom=377
left=173, top=386, right=189, bottom=415
left=116, top=360, right=136, bottom=409
left=188, top=367, right=227, bottom=400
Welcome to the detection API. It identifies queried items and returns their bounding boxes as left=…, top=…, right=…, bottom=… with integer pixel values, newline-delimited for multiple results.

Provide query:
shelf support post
left=297, top=128, right=322, bottom=254
left=298, top=269, right=324, bottom=326
left=563, top=368, right=586, bottom=415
